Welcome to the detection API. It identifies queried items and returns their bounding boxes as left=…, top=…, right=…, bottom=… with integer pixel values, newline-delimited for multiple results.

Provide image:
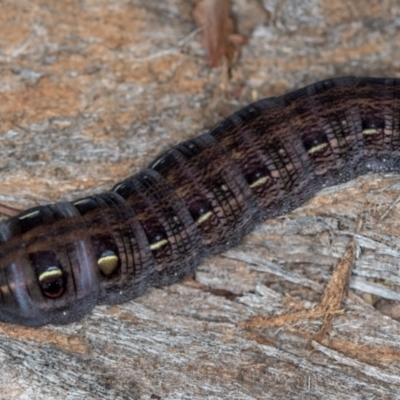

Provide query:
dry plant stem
left=239, top=241, right=356, bottom=339
left=312, top=241, right=355, bottom=342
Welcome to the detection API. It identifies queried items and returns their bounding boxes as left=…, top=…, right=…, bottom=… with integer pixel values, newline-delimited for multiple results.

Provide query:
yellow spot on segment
left=151, top=157, right=164, bottom=169
left=249, top=176, right=269, bottom=188
left=73, top=198, right=91, bottom=206
left=149, top=239, right=168, bottom=251
left=221, top=184, right=229, bottom=192
left=362, top=128, right=378, bottom=135
left=97, top=254, right=119, bottom=276
left=18, top=210, right=40, bottom=220
left=307, top=142, right=328, bottom=154
left=38, top=267, right=62, bottom=282
left=195, top=211, right=213, bottom=225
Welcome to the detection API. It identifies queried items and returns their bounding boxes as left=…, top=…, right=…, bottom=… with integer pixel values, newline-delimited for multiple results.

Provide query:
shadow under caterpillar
left=1, top=76, right=399, bottom=326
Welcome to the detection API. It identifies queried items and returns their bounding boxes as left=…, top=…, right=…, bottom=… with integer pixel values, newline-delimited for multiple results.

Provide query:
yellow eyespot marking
left=249, top=176, right=269, bottom=188
left=363, top=128, right=378, bottom=135
left=38, top=267, right=63, bottom=282
left=195, top=211, right=213, bottom=225
left=221, top=184, right=229, bottom=192
left=149, top=239, right=168, bottom=251
left=18, top=210, right=40, bottom=220
left=307, top=142, right=328, bottom=154
left=97, top=253, right=119, bottom=276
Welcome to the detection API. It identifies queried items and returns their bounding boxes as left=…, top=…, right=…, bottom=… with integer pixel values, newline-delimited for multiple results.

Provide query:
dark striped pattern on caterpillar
left=0, top=76, right=399, bottom=326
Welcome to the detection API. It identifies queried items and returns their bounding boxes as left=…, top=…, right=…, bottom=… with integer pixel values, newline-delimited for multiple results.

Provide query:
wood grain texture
left=1, top=0, right=400, bottom=398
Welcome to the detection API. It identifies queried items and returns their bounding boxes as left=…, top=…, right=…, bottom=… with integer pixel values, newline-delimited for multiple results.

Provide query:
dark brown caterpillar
left=1, top=76, right=399, bottom=327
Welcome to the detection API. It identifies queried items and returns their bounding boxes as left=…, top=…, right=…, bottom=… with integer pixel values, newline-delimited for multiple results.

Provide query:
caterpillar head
left=0, top=203, right=99, bottom=327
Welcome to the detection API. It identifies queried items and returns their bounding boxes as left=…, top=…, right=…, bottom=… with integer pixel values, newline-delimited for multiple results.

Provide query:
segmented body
left=0, top=76, right=399, bottom=326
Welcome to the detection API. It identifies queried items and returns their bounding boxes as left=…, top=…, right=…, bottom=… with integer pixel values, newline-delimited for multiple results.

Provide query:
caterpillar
left=0, top=76, right=398, bottom=327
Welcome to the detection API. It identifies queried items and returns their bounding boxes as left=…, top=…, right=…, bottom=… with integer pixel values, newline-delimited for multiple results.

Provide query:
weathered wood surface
left=1, top=0, right=400, bottom=398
